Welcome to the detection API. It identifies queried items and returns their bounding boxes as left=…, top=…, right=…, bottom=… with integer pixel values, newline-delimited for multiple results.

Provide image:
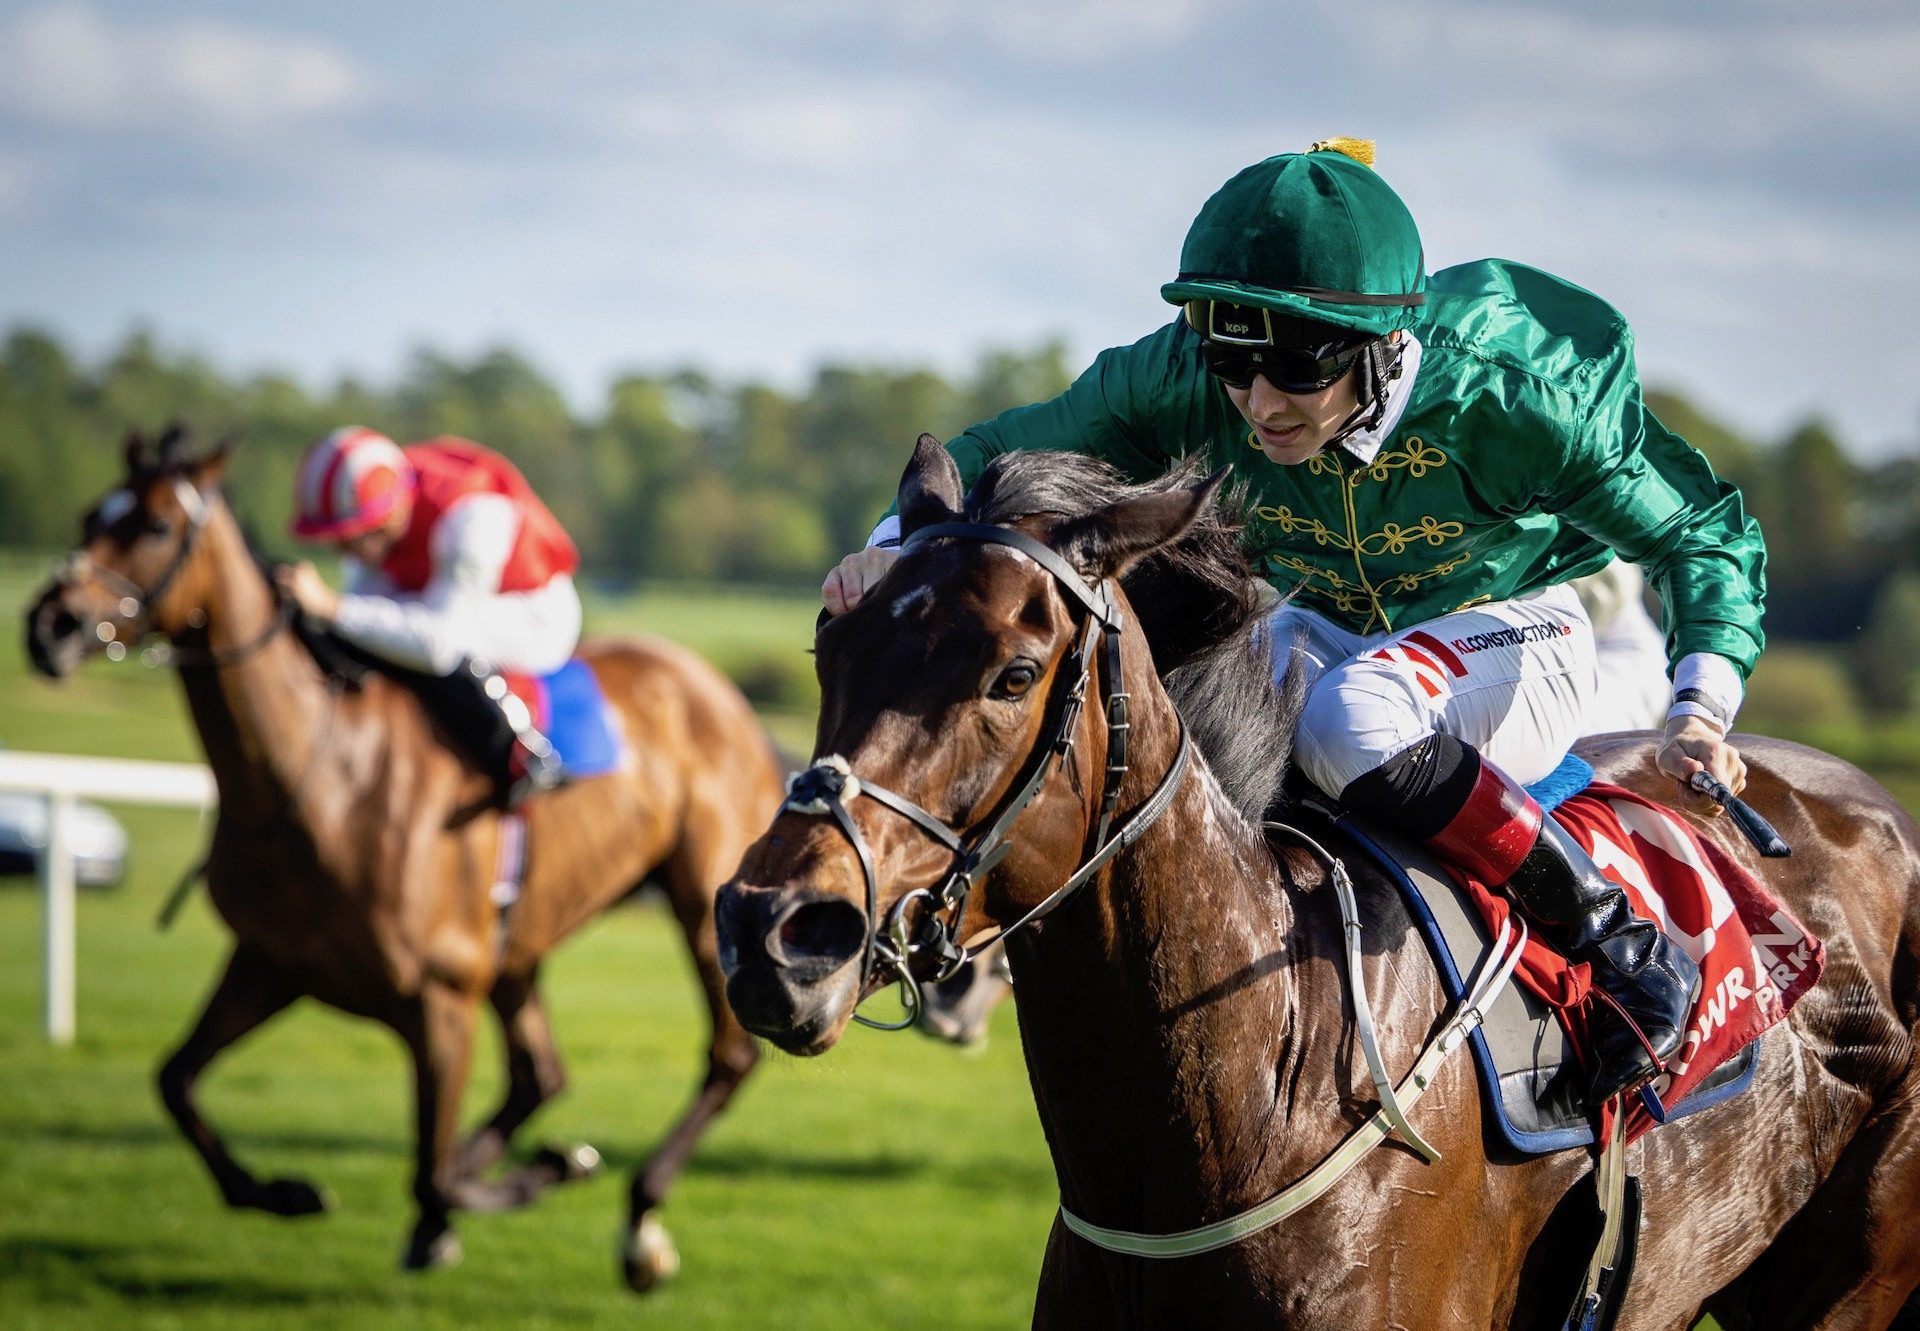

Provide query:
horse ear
left=897, top=433, right=963, bottom=538
left=124, top=430, right=147, bottom=475
left=154, top=421, right=187, bottom=468
left=1053, top=468, right=1227, bottom=581
left=194, top=436, right=237, bottom=487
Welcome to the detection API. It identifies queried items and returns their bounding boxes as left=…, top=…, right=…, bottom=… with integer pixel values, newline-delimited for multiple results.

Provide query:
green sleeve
left=1538, top=324, right=1768, bottom=677
left=882, top=321, right=1212, bottom=524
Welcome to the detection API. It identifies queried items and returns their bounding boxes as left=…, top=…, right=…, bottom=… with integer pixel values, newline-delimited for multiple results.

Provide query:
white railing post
left=41, top=791, right=76, bottom=1046
left=0, top=750, right=216, bottom=1046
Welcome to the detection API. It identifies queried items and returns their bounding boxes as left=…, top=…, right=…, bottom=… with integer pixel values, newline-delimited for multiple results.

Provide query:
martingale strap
left=1058, top=833, right=1528, bottom=1261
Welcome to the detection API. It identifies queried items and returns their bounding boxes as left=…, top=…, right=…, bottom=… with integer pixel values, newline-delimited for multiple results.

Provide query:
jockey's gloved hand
left=1657, top=715, right=1747, bottom=816
left=273, top=561, right=340, bottom=623
left=822, top=546, right=901, bottom=617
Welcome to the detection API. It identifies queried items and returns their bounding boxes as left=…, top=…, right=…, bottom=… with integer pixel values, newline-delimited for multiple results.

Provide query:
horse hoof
left=401, top=1227, right=463, bottom=1272
left=620, top=1212, right=679, bottom=1293
left=534, top=1143, right=602, bottom=1184
left=251, top=1177, right=332, bottom=1217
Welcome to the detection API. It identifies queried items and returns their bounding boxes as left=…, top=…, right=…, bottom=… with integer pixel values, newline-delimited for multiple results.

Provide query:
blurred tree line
left=0, top=325, right=1071, bottom=590
left=3, top=326, right=1919, bottom=712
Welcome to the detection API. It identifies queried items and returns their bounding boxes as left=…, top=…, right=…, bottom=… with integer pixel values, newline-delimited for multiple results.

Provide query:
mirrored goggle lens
left=1200, top=340, right=1363, bottom=393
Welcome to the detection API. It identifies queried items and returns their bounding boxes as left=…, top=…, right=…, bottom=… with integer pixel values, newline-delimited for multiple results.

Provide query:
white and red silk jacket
left=333, top=438, right=580, bottom=675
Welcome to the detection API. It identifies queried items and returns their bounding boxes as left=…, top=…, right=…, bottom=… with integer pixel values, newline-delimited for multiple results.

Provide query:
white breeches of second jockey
left=1272, top=582, right=1600, bottom=795
left=1581, top=585, right=1670, bottom=736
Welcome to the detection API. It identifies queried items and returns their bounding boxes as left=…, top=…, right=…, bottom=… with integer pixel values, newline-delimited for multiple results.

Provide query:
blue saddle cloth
left=1338, top=752, right=1757, bottom=1156
left=523, top=659, right=625, bottom=779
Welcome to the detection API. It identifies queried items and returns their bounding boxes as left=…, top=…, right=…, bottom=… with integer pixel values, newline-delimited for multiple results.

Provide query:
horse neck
left=1006, top=659, right=1331, bottom=1234
left=173, top=511, right=334, bottom=819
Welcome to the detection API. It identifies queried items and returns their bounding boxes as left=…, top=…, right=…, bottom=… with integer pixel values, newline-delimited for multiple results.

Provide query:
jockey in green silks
left=825, top=138, right=1767, bottom=1105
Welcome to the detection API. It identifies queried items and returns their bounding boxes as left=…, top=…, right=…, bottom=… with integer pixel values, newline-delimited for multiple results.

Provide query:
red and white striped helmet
left=291, top=427, right=414, bottom=540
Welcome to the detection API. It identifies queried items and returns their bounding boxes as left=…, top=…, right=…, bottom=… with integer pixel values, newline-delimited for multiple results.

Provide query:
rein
left=1058, top=827, right=1529, bottom=1259
left=781, top=520, right=1191, bottom=1029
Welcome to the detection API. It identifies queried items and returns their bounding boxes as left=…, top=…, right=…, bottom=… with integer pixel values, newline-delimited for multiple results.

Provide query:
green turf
left=0, top=818, right=1053, bottom=1329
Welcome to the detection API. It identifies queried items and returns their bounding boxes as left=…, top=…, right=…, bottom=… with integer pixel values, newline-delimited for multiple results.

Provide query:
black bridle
left=60, top=477, right=291, bottom=670
left=784, top=520, right=1192, bottom=1030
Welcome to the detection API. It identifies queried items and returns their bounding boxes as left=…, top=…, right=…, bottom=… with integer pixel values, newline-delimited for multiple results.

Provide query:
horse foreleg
left=452, top=968, right=599, bottom=1201
left=454, top=969, right=562, bottom=1176
left=621, top=846, right=761, bottom=1294
left=399, top=978, right=483, bottom=1271
left=157, top=945, right=324, bottom=1217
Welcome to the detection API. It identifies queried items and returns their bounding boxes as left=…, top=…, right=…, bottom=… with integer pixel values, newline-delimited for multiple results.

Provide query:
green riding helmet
left=1161, top=138, right=1426, bottom=339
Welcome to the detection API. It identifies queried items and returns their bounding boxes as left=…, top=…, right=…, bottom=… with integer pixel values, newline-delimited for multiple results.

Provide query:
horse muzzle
left=716, top=881, right=868, bottom=1055
left=24, top=584, right=92, bottom=679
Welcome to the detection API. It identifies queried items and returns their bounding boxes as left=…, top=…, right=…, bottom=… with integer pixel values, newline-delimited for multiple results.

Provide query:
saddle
left=1338, top=754, right=1821, bottom=1154
left=291, top=611, right=625, bottom=783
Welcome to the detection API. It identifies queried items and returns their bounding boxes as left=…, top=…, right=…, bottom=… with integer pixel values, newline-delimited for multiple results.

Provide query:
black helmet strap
left=1324, top=337, right=1406, bottom=450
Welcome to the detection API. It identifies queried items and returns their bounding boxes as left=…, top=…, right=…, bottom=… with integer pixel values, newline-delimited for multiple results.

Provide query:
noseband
left=783, top=521, right=1192, bottom=1030
left=60, top=479, right=289, bottom=669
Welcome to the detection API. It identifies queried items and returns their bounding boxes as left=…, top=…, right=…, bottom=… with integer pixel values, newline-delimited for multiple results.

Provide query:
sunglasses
left=1199, top=338, right=1368, bottom=394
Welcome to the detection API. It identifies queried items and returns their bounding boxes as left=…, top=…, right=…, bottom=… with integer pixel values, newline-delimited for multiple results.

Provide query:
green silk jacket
left=940, top=259, right=1767, bottom=677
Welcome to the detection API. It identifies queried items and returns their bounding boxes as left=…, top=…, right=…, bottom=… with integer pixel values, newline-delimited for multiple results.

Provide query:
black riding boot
left=1503, top=816, right=1702, bottom=1103
left=412, top=660, right=563, bottom=809
left=1342, top=733, right=1701, bottom=1105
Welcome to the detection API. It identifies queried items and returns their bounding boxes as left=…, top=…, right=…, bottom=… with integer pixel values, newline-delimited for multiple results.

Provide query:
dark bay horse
left=718, top=438, right=1920, bottom=1328
left=26, top=431, right=784, bottom=1289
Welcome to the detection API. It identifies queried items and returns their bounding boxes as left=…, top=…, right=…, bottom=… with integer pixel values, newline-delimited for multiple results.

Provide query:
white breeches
left=1270, top=582, right=1600, bottom=795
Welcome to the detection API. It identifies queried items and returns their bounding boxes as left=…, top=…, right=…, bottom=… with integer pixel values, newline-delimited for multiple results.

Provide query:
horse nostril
left=773, top=898, right=867, bottom=969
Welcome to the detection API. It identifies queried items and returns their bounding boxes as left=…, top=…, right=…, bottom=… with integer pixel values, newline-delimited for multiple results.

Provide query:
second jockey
left=824, top=139, right=1768, bottom=1106
left=279, top=427, right=579, bottom=806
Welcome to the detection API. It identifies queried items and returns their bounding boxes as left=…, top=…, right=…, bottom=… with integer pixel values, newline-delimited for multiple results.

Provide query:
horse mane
left=232, top=505, right=374, bottom=690
left=962, top=451, right=1304, bottom=823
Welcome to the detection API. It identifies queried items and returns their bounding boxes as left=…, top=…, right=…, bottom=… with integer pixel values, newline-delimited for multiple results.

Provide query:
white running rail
left=0, top=751, right=215, bottom=1045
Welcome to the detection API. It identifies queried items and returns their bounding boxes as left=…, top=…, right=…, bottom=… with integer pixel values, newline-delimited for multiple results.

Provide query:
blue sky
left=1, top=1, right=1915, bottom=455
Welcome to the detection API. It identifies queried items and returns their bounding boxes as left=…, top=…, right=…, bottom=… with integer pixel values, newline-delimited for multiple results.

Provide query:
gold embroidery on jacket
left=1350, top=437, right=1444, bottom=484
left=1270, top=551, right=1476, bottom=616
left=1250, top=437, right=1463, bottom=632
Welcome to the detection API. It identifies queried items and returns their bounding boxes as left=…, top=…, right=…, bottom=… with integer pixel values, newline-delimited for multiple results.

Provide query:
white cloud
left=0, top=3, right=363, bottom=135
left=3, top=3, right=1916, bottom=455
left=1791, top=28, right=1920, bottom=117
left=876, top=0, right=1225, bottom=61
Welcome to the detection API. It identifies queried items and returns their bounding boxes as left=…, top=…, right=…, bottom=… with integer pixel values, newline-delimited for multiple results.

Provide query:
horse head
left=25, top=424, right=234, bottom=677
left=717, top=435, right=1229, bottom=1055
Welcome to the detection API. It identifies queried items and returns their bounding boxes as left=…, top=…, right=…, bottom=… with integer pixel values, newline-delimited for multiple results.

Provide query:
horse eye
left=145, top=517, right=173, bottom=538
left=992, top=660, right=1039, bottom=699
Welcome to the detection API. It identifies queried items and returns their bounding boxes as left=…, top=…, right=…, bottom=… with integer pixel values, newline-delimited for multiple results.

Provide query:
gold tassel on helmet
left=1308, top=137, right=1376, bottom=168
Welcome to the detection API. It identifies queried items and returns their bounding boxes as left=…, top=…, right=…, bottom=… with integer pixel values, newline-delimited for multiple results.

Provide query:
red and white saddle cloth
left=1448, top=782, right=1824, bottom=1143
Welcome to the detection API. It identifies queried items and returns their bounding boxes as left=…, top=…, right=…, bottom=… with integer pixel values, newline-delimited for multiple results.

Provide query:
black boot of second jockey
left=413, top=661, right=563, bottom=809
left=1341, top=734, right=1701, bottom=1105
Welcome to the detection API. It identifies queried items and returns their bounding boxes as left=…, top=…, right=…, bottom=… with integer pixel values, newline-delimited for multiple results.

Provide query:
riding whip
left=1689, top=771, right=1790, bottom=858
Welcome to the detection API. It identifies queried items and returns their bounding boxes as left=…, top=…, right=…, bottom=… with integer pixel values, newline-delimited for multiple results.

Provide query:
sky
left=0, top=0, right=1915, bottom=457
